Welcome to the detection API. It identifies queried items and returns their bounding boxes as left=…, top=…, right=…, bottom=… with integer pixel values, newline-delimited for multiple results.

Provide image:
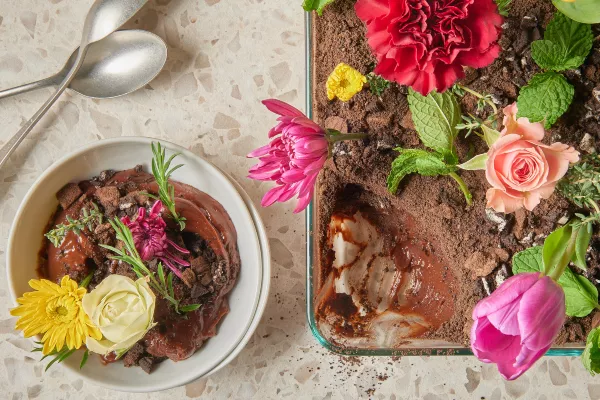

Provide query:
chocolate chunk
left=95, top=186, right=120, bottom=209
left=115, top=262, right=137, bottom=280
left=94, top=223, right=112, bottom=235
left=181, top=268, right=197, bottom=288
left=123, top=343, right=145, bottom=367
left=98, top=170, right=116, bottom=182
left=190, top=257, right=211, bottom=275
left=138, top=357, right=156, bottom=374
left=56, top=183, right=83, bottom=209
left=191, top=285, right=209, bottom=298
left=200, top=273, right=212, bottom=286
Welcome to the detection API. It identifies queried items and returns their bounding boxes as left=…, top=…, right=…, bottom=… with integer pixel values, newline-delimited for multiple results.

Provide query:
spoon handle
left=0, top=48, right=87, bottom=170
left=0, top=75, right=62, bottom=100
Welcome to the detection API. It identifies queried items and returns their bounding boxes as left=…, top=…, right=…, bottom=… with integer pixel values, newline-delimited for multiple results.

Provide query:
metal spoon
left=0, top=30, right=167, bottom=100
left=0, top=0, right=148, bottom=170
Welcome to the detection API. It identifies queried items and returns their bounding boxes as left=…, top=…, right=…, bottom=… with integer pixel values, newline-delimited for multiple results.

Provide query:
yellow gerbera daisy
left=326, top=63, right=367, bottom=102
left=11, top=276, right=102, bottom=355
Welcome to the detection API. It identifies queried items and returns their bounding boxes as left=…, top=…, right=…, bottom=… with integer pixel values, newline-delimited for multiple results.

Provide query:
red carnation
left=355, top=0, right=503, bottom=95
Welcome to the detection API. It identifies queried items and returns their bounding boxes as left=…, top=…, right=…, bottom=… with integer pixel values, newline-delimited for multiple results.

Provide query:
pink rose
left=485, top=103, right=579, bottom=213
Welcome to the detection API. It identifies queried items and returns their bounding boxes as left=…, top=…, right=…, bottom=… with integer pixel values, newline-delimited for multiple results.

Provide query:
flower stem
left=548, top=231, right=578, bottom=281
left=456, top=84, right=498, bottom=115
left=449, top=172, right=472, bottom=206
left=326, top=131, right=367, bottom=143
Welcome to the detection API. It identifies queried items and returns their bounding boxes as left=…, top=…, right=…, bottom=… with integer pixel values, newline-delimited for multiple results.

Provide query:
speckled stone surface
left=0, top=1, right=598, bottom=399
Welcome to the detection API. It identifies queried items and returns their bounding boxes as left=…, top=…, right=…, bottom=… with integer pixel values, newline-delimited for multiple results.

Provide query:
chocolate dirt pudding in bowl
left=7, top=138, right=265, bottom=392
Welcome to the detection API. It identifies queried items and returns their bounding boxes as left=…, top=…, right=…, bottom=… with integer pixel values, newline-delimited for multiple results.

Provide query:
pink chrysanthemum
left=122, top=200, right=190, bottom=278
left=247, top=99, right=329, bottom=213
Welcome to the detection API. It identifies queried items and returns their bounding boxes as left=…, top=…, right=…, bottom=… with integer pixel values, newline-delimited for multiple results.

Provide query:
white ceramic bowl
left=7, top=137, right=267, bottom=392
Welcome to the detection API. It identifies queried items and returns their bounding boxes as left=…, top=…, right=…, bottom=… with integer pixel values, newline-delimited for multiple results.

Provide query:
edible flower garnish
left=354, top=0, right=503, bottom=95
left=470, top=272, right=565, bottom=380
left=82, top=275, right=156, bottom=358
left=11, top=276, right=102, bottom=356
left=44, top=203, right=103, bottom=247
left=247, top=99, right=365, bottom=213
left=326, top=63, right=367, bottom=102
left=100, top=217, right=200, bottom=314
left=122, top=200, right=191, bottom=278
left=151, top=142, right=186, bottom=230
left=459, top=102, right=579, bottom=213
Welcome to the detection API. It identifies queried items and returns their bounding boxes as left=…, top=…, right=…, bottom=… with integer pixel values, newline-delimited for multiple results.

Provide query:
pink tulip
left=470, top=273, right=566, bottom=380
left=248, top=99, right=329, bottom=213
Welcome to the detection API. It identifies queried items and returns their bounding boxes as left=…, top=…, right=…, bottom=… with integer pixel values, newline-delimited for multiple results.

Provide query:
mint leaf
left=583, top=327, right=600, bottom=375
left=512, top=245, right=599, bottom=317
left=512, top=246, right=544, bottom=274
left=494, top=0, right=512, bottom=17
left=517, top=71, right=574, bottom=128
left=552, top=0, right=600, bottom=25
left=531, top=13, right=593, bottom=71
left=562, top=266, right=599, bottom=317
left=407, top=88, right=461, bottom=155
left=302, top=0, right=335, bottom=15
left=387, top=149, right=456, bottom=194
left=458, top=153, right=488, bottom=171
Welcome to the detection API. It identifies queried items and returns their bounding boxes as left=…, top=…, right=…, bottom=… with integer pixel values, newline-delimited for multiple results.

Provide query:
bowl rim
left=6, top=137, right=269, bottom=391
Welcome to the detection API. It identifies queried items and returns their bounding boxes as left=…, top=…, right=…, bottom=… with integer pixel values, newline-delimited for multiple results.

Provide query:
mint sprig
left=302, top=0, right=335, bottom=15
left=517, top=12, right=592, bottom=128
left=531, top=13, right=593, bottom=71
left=516, top=71, right=574, bottom=128
left=387, top=149, right=457, bottom=193
left=387, top=90, right=472, bottom=205
left=407, top=88, right=461, bottom=156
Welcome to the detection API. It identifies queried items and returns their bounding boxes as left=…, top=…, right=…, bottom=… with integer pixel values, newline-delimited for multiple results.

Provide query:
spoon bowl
left=69, top=30, right=167, bottom=99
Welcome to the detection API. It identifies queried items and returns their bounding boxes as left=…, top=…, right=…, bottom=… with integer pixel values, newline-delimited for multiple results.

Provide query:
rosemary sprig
left=100, top=217, right=199, bottom=314
left=45, top=203, right=103, bottom=247
left=151, top=142, right=186, bottom=230
left=558, top=154, right=600, bottom=212
left=32, top=342, right=89, bottom=371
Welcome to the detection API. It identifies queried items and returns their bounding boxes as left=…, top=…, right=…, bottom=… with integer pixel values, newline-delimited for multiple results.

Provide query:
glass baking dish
left=303, top=12, right=584, bottom=357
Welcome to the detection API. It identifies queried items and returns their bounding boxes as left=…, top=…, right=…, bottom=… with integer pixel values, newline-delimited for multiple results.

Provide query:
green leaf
left=512, top=245, right=599, bottom=317
left=458, top=153, right=488, bottom=171
left=366, top=73, right=391, bottom=97
left=407, top=88, right=461, bottom=155
left=583, top=327, right=600, bottom=375
left=80, top=350, right=89, bottom=369
left=512, top=246, right=545, bottom=275
left=79, top=271, right=94, bottom=288
left=387, top=149, right=457, bottom=194
left=552, top=0, right=600, bottom=25
left=517, top=71, right=574, bottom=128
left=180, top=303, right=202, bottom=313
left=302, top=0, right=335, bottom=15
left=481, top=125, right=501, bottom=147
left=543, top=224, right=574, bottom=275
left=531, top=13, right=593, bottom=71
left=561, top=268, right=599, bottom=317
left=573, top=221, right=593, bottom=271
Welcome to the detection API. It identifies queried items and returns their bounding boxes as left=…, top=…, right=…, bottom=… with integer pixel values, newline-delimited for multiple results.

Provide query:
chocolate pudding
left=39, top=166, right=240, bottom=372
left=311, top=0, right=600, bottom=349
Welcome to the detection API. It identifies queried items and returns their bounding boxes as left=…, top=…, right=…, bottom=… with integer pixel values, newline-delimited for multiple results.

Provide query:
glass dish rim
left=303, top=11, right=583, bottom=357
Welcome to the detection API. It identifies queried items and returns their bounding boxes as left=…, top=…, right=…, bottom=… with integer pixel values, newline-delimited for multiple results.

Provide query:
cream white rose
left=82, top=274, right=156, bottom=356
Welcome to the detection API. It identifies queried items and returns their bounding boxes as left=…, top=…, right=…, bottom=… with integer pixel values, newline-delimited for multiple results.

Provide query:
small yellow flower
left=326, top=63, right=367, bottom=102
left=11, top=276, right=102, bottom=355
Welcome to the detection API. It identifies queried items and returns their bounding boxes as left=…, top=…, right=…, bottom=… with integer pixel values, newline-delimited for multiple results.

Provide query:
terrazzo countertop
left=0, top=1, right=598, bottom=399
